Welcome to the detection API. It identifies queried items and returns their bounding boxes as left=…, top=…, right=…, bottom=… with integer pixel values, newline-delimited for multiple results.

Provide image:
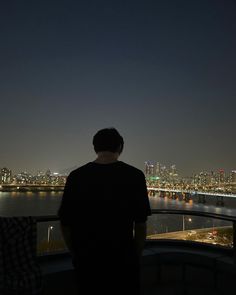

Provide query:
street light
left=47, top=226, right=54, bottom=243
left=182, top=215, right=192, bottom=231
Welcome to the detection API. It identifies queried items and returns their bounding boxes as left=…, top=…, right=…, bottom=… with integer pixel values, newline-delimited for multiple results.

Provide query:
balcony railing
left=4, top=209, right=235, bottom=294
left=35, top=209, right=236, bottom=262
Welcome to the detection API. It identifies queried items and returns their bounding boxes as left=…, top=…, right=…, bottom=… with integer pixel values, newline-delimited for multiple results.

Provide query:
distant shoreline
left=0, top=185, right=65, bottom=193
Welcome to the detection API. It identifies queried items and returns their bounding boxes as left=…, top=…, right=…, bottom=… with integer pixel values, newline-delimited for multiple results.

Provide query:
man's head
left=93, top=128, right=124, bottom=154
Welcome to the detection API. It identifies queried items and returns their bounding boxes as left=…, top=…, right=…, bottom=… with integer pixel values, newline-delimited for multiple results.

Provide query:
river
left=0, top=191, right=235, bottom=252
left=1, top=191, right=236, bottom=217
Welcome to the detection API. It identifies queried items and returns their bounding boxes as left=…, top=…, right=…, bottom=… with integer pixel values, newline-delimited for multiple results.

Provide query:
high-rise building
left=156, top=162, right=160, bottom=176
left=15, top=171, right=32, bottom=184
left=144, top=161, right=150, bottom=176
left=169, top=164, right=178, bottom=183
left=0, top=167, right=12, bottom=184
left=149, top=163, right=154, bottom=176
left=230, top=171, right=236, bottom=183
left=144, top=161, right=155, bottom=177
left=45, top=169, right=51, bottom=177
left=218, top=169, right=225, bottom=185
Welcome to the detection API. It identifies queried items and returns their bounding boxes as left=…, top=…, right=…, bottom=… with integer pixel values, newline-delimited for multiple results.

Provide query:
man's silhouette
left=58, top=127, right=151, bottom=295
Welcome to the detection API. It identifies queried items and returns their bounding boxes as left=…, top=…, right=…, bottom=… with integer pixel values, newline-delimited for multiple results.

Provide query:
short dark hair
left=93, top=128, right=124, bottom=154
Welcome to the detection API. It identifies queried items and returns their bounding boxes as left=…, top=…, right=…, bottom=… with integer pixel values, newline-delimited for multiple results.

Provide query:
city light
left=144, top=161, right=236, bottom=195
left=0, top=164, right=235, bottom=195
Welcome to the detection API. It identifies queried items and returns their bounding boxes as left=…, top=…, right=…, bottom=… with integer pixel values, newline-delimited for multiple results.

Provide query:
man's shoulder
left=119, top=161, right=145, bottom=177
left=68, top=161, right=145, bottom=178
left=68, top=163, right=92, bottom=177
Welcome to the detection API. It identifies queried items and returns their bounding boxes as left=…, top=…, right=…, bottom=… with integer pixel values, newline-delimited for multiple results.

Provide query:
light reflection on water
left=0, top=191, right=236, bottom=217
left=149, top=195, right=236, bottom=217
left=0, top=191, right=62, bottom=217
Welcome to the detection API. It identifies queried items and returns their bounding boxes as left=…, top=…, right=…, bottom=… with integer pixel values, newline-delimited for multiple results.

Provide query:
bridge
left=0, top=184, right=64, bottom=192
left=1, top=184, right=236, bottom=206
left=147, top=187, right=236, bottom=206
left=147, top=187, right=236, bottom=198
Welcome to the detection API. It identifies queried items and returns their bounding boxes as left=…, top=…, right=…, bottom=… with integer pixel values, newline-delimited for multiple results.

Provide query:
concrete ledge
left=141, top=242, right=236, bottom=294
left=38, top=244, right=236, bottom=295
left=39, top=253, right=74, bottom=275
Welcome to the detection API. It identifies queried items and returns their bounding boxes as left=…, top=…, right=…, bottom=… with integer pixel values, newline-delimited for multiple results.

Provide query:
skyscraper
left=0, top=167, right=12, bottom=184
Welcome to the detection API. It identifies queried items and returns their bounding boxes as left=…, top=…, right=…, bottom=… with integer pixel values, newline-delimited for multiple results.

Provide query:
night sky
left=1, top=0, right=235, bottom=177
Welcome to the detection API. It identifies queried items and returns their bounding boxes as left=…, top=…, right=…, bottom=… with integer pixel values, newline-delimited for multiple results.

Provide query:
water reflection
left=0, top=191, right=234, bottom=253
left=149, top=195, right=236, bottom=217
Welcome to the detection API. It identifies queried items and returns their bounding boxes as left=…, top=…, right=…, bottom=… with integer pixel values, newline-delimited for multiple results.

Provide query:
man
left=58, top=127, right=151, bottom=295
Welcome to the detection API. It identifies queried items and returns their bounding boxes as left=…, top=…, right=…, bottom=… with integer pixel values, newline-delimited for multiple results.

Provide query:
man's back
left=58, top=161, right=150, bottom=255
left=58, top=127, right=151, bottom=295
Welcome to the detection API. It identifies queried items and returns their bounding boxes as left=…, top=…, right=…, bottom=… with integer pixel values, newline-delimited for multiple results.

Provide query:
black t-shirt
left=58, top=161, right=151, bottom=254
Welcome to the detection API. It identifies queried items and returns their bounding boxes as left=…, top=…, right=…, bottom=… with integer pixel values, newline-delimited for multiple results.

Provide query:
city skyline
left=1, top=162, right=235, bottom=179
left=1, top=0, right=235, bottom=175
left=1, top=162, right=236, bottom=195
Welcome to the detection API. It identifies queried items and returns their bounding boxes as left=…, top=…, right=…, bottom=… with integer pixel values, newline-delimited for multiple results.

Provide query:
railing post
left=233, top=222, right=236, bottom=264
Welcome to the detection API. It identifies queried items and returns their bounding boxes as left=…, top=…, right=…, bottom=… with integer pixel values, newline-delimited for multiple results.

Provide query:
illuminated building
left=230, top=171, right=236, bottom=183
left=0, top=167, right=12, bottom=184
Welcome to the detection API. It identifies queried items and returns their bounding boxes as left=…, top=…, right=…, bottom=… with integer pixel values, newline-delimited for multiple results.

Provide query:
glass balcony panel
left=146, top=214, right=233, bottom=248
left=37, top=220, right=67, bottom=255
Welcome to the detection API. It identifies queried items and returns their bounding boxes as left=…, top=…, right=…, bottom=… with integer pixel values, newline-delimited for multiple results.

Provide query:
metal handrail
left=151, top=208, right=236, bottom=222
left=35, top=208, right=236, bottom=223
left=35, top=209, right=236, bottom=261
left=152, top=209, right=236, bottom=256
left=35, top=215, right=59, bottom=222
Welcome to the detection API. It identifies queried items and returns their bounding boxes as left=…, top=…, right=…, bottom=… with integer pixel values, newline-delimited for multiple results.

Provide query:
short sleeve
left=133, top=172, right=152, bottom=223
left=58, top=173, right=75, bottom=226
